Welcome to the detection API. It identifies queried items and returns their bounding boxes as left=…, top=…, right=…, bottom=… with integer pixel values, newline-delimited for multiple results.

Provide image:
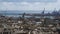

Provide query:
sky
left=0, top=0, right=60, bottom=11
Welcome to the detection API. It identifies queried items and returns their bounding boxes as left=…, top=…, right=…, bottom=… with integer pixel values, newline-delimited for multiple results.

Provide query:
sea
left=3, top=14, right=54, bottom=19
left=0, top=10, right=54, bottom=19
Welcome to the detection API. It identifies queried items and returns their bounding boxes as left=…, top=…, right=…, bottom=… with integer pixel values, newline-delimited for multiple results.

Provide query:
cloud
left=0, top=0, right=60, bottom=11
left=0, top=0, right=57, bottom=2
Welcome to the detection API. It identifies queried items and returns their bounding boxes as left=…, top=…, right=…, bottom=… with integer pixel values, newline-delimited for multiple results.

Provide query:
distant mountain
left=0, top=10, right=53, bottom=14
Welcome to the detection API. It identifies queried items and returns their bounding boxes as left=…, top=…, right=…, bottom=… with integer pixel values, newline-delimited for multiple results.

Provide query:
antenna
left=5, top=8, right=7, bottom=16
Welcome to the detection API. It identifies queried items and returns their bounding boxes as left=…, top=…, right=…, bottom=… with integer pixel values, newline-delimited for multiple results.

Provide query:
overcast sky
left=0, top=0, right=60, bottom=11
